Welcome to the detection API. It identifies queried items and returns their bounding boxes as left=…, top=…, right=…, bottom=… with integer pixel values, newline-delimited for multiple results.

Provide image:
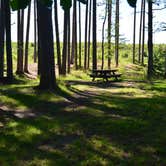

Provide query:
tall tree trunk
left=108, top=0, right=112, bottom=69
left=84, top=0, right=88, bottom=69
left=16, top=9, right=24, bottom=74
left=36, top=0, right=41, bottom=75
left=34, top=0, right=37, bottom=63
left=62, top=10, right=68, bottom=75
left=0, top=0, right=5, bottom=78
left=71, top=0, right=77, bottom=65
left=92, top=0, right=97, bottom=70
left=138, top=0, right=143, bottom=63
left=54, top=0, right=62, bottom=75
left=37, top=0, right=56, bottom=89
left=101, top=2, right=107, bottom=70
left=67, top=9, right=71, bottom=74
left=20, top=9, right=24, bottom=68
left=16, top=10, right=21, bottom=74
left=4, top=0, right=13, bottom=81
left=87, top=0, right=92, bottom=69
left=133, top=6, right=136, bottom=64
left=115, top=0, right=119, bottom=67
left=24, top=1, right=31, bottom=73
left=74, top=0, right=78, bottom=70
left=147, top=0, right=153, bottom=79
left=78, top=2, right=82, bottom=68
left=141, top=0, right=145, bottom=65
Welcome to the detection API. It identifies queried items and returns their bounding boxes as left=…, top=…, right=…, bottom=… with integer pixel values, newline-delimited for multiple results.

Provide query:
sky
left=10, top=0, right=166, bottom=44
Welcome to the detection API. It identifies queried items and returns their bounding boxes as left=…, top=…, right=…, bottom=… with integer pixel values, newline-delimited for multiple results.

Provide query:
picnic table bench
left=90, top=69, right=122, bottom=82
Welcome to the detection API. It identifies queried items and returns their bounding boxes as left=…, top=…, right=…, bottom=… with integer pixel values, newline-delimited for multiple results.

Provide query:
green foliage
left=60, top=0, right=72, bottom=10
left=60, top=0, right=87, bottom=10
left=127, top=0, right=137, bottom=7
left=153, top=45, right=166, bottom=77
left=10, top=0, right=53, bottom=10
left=10, top=0, right=30, bottom=10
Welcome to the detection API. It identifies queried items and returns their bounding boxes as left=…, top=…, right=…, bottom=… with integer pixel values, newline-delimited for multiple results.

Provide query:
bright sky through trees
left=10, top=0, right=166, bottom=43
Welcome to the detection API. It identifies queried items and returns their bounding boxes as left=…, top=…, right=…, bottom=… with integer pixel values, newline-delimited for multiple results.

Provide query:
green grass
left=0, top=42, right=166, bottom=165
left=0, top=67, right=166, bottom=165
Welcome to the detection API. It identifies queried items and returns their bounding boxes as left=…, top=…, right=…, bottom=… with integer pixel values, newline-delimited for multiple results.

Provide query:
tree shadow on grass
left=66, top=79, right=125, bottom=89
left=0, top=82, right=166, bottom=165
left=0, top=106, right=130, bottom=165
left=149, top=85, right=166, bottom=93
left=0, top=76, right=32, bottom=85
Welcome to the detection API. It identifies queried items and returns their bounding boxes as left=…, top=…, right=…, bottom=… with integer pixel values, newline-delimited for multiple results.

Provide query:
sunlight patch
left=0, top=122, right=4, bottom=128
left=140, top=146, right=156, bottom=154
left=7, top=123, right=42, bottom=141
left=8, top=121, right=19, bottom=128
left=90, top=136, right=132, bottom=160
left=25, top=126, right=41, bottom=136
left=14, top=111, right=37, bottom=118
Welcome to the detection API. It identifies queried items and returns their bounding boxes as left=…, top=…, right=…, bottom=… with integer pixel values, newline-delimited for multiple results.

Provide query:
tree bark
left=74, top=0, right=78, bottom=70
left=36, top=0, right=41, bottom=75
left=16, top=9, right=24, bottom=75
left=62, top=10, right=68, bottom=75
left=101, top=2, right=107, bottom=70
left=84, top=0, right=88, bottom=69
left=108, top=0, right=112, bottom=69
left=141, top=0, right=145, bottom=65
left=16, top=10, right=21, bottom=74
left=133, top=6, right=136, bottom=64
left=92, top=0, right=97, bottom=70
left=138, top=0, right=143, bottom=63
left=67, top=9, right=71, bottom=74
left=71, top=0, right=77, bottom=65
left=87, top=0, right=92, bottom=69
left=4, top=0, right=13, bottom=81
left=147, top=0, right=153, bottom=79
left=115, top=0, right=119, bottom=67
left=37, top=0, right=56, bottom=89
left=34, top=0, right=37, bottom=63
left=79, top=2, right=82, bottom=68
left=24, top=1, right=31, bottom=73
left=0, top=0, right=5, bottom=78
left=54, top=0, right=62, bottom=75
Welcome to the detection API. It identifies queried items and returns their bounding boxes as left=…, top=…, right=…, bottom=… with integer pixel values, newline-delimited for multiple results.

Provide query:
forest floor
left=0, top=63, right=166, bottom=165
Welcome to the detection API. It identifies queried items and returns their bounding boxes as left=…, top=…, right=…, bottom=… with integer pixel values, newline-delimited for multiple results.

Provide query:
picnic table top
left=92, top=69, right=118, bottom=72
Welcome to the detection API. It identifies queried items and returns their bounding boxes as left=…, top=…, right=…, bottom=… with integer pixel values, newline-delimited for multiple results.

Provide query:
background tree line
left=0, top=0, right=166, bottom=89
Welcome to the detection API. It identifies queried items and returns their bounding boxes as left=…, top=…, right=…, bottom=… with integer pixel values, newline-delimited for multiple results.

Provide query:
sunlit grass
left=0, top=76, right=166, bottom=164
left=0, top=43, right=166, bottom=165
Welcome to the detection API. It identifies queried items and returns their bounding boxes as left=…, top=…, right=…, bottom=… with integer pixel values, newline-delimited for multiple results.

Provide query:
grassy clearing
left=0, top=43, right=166, bottom=165
left=0, top=65, right=166, bottom=165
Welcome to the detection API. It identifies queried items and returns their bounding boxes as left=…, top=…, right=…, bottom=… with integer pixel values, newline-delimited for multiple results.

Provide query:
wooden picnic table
left=90, top=69, right=122, bottom=81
